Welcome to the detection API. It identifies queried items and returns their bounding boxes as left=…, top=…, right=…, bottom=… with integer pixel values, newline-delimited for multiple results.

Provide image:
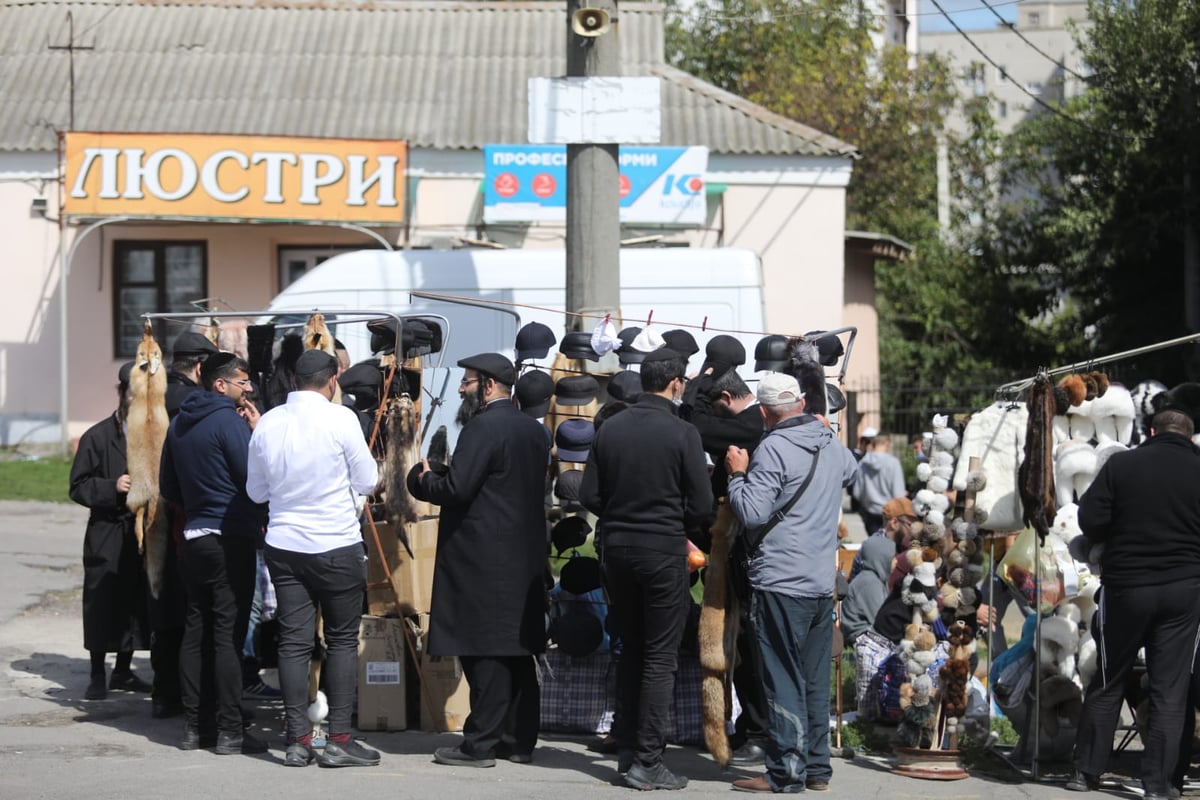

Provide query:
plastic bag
left=998, top=527, right=1063, bottom=613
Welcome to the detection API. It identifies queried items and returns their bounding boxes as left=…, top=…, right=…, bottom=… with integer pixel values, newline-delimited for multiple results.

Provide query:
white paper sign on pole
left=528, top=77, right=661, bottom=144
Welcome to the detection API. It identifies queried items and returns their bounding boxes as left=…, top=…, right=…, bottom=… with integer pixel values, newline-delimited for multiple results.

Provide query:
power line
left=980, top=0, right=1090, bottom=82
left=929, top=0, right=1142, bottom=141
left=666, top=0, right=1022, bottom=25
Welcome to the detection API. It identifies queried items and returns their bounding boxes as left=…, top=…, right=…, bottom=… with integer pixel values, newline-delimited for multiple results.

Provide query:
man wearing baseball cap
left=412, top=353, right=550, bottom=768
left=724, top=372, right=858, bottom=794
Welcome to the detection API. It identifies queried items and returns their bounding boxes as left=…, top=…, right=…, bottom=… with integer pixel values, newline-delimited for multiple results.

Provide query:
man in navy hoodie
left=160, top=352, right=268, bottom=755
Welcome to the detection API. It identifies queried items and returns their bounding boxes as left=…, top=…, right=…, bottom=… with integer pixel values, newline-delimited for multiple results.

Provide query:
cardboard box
left=410, top=613, right=471, bottom=732
left=356, top=615, right=407, bottom=731
left=364, top=516, right=439, bottom=617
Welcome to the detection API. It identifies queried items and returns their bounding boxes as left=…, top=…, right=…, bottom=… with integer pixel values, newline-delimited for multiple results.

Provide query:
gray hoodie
left=727, top=415, right=858, bottom=598
left=840, top=534, right=894, bottom=643
left=852, top=450, right=906, bottom=517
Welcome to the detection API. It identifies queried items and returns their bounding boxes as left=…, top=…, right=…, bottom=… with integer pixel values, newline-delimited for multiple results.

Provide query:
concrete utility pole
left=565, top=0, right=621, bottom=333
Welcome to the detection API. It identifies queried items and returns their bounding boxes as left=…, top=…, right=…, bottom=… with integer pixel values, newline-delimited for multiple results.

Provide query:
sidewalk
left=0, top=500, right=1118, bottom=799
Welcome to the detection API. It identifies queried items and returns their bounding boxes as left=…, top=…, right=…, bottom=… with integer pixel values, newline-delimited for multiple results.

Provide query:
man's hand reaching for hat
left=725, top=446, right=749, bottom=476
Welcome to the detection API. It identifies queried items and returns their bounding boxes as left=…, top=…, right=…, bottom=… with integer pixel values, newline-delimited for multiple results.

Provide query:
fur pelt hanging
left=783, top=337, right=828, bottom=417
left=304, top=312, right=341, bottom=404
left=699, top=503, right=741, bottom=766
left=1019, top=374, right=1057, bottom=542
left=384, top=394, right=420, bottom=527
left=125, top=322, right=170, bottom=597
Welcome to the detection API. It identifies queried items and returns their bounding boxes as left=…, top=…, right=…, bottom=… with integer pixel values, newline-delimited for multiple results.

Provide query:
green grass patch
left=0, top=457, right=73, bottom=503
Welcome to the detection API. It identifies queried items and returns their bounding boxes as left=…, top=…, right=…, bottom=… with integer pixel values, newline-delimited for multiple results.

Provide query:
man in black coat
left=414, top=353, right=550, bottom=768
left=681, top=361, right=772, bottom=766
left=580, top=348, right=714, bottom=791
left=1068, top=409, right=1200, bottom=799
left=69, top=361, right=151, bottom=701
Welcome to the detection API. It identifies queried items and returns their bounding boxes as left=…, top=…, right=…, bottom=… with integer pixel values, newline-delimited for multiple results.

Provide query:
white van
left=266, top=247, right=767, bottom=366
left=265, top=247, right=768, bottom=449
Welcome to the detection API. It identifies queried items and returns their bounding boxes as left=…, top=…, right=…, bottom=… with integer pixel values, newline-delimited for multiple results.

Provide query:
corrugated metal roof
left=0, top=0, right=857, bottom=156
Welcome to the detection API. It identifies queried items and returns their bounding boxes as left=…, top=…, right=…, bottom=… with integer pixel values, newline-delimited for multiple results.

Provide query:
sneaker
left=617, top=748, right=635, bottom=774
left=807, top=778, right=831, bottom=791
left=319, top=738, right=381, bottom=768
left=624, top=762, right=688, bottom=791
left=84, top=675, right=107, bottom=701
left=434, top=745, right=496, bottom=768
left=108, top=671, right=152, bottom=693
left=242, top=680, right=282, bottom=700
left=493, top=741, right=533, bottom=764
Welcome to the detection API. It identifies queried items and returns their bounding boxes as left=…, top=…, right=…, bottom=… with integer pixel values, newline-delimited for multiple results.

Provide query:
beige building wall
left=2, top=148, right=869, bottom=446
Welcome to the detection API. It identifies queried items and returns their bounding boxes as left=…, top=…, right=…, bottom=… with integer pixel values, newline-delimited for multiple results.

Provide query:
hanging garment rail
left=994, top=332, right=1200, bottom=397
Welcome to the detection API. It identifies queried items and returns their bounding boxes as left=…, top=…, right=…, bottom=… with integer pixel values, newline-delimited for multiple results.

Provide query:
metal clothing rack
left=988, top=332, right=1200, bottom=783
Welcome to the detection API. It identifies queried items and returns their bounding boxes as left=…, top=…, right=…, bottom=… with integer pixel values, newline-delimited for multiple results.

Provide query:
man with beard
left=412, top=353, right=550, bottom=767
left=69, top=361, right=151, bottom=701
left=580, top=347, right=713, bottom=790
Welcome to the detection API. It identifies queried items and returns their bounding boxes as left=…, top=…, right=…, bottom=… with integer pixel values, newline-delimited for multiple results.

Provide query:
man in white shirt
left=246, top=349, right=380, bottom=768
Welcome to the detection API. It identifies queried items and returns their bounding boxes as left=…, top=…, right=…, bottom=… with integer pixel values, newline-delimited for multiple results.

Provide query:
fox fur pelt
left=304, top=313, right=340, bottom=404
left=700, top=503, right=741, bottom=766
left=125, top=322, right=170, bottom=597
left=384, top=394, right=421, bottom=526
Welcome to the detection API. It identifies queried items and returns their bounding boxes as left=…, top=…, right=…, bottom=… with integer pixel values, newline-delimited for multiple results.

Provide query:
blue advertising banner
left=483, top=145, right=708, bottom=224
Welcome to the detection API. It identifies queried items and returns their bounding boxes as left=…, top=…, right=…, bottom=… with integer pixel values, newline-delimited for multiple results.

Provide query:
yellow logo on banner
left=64, top=132, right=407, bottom=224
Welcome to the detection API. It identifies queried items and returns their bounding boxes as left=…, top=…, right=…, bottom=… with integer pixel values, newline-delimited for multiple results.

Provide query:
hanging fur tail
left=384, top=394, right=419, bottom=526
left=141, top=496, right=169, bottom=598
left=304, top=312, right=341, bottom=404
left=700, top=503, right=741, bottom=766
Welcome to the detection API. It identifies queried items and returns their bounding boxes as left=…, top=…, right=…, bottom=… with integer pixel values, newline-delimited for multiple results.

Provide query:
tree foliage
left=995, top=0, right=1200, bottom=384
left=665, top=0, right=1066, bottom=410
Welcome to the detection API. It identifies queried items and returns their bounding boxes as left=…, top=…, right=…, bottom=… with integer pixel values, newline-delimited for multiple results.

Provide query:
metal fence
left=844, top=379, right=1014, bottom=442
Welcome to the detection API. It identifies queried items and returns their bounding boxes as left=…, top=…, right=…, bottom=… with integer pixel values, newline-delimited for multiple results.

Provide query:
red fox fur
left=700, top=502, right=741, bottom=766
left=304, top=313, right=340, bottom=404
left=125, top=322, right=170, bottom=597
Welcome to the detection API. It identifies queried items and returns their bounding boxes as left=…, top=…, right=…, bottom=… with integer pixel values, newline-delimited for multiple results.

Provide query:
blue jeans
left=752, top=590, right=834, bottom=793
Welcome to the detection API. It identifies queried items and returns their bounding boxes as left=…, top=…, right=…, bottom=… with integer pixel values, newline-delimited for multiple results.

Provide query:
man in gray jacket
left=724, top=372, right=858, bottom=794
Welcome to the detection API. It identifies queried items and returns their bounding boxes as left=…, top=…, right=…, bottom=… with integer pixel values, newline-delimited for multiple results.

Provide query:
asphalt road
left=0, top=500, right=1120, bottom=799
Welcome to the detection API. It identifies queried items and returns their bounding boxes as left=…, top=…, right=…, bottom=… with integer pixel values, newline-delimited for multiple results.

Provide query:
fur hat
left=1056, top=374, right=1088, bottom=414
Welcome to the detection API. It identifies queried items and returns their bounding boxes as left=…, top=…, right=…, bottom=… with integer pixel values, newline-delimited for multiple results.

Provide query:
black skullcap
left=515, top=322, right=557, bottom=362
left=547, top=614, right=603, bottom=657
left=172, top=331, right=219, bottom=358
left=559, top=331, right=601, bottom=362
left=754, top=335, right=790, bottom=372
left=555, top=375, right=600, bottom=406
left=662, top=330, right=699, bottom=358
left=606, top=370, right=642, bottom=403
left=641, top=347, right=683, bottom=365
left=199, top=351, right=239, bottom=383
left=294, top=349, right=337, bottom=377
left=457, top=352, right=516, bottom=387
left=515, top=370, right=555, bottom=418
left=551, top=516, right=593, bottom=554
left=805, top=330, right=845, bottom=367
left=405, top=461, right=449, bottom=503
left=559, top=556, right=604, bottom=595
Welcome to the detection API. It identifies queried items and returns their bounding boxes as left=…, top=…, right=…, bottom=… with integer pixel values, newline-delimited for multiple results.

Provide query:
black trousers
left=265, top=543, right=365, bottom=741
left=604, top=546, right=689, bottom=769
left=149, top=532, right=186, bottom=705
left=459, top=655, right=540, bottom=758
left=179, top=534, right=256, bottom=735
left=733, top=608, right=770, bottom=745
left=1074, top=579, right=1200, bottom=794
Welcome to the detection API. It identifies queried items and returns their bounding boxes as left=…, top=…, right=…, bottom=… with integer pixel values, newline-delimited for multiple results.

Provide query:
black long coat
left=420, top=399, right=550, bottom=657
left=69, top=412, right=149, bottom=653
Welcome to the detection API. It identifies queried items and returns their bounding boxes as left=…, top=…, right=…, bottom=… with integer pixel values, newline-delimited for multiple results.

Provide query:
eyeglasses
left=677, top=375, right=690, bottom=383
left=226, top=378, right=252, bottom=389
left=459, top=378, right=480, bottom=387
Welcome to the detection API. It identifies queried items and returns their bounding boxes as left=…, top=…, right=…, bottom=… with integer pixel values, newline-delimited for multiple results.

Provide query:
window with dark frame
left=113, top=241, right=207, bottom=358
